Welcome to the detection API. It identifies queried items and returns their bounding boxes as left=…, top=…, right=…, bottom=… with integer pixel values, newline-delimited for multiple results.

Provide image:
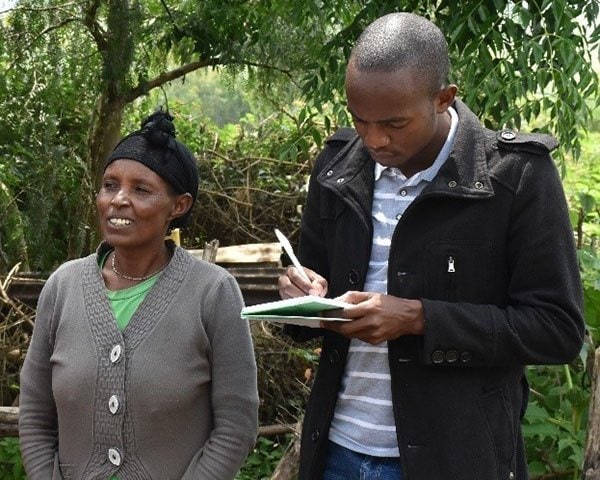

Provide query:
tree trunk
left=77, top=93, right=125, bottom=255
left=583, top=346, right=600, bottom=480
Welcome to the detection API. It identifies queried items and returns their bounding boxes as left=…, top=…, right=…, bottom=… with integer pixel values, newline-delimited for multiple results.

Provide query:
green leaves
left=0, top=438, right=26, bottom=480
left=524, top=364, right=589, bottom=478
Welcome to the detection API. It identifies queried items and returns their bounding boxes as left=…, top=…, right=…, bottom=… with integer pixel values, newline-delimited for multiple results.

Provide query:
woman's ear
left=169, top=193, right=193, bottom=221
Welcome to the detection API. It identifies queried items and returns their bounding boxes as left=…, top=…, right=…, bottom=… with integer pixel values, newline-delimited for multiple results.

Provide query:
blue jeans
left=322, top=441, right=403, bottom=480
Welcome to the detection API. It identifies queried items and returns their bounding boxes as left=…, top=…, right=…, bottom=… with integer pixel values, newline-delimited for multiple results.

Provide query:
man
left=278, top=12, right=585, bottom=480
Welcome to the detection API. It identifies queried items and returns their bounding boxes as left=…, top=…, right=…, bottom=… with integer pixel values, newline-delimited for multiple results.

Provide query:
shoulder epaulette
left=496, top=129, right=558, bottom=154
left=325, top=127, right=357, bottom=145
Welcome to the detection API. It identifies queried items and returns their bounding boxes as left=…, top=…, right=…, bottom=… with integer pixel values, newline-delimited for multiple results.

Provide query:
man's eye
left=388, top=123, right=407, bottom=129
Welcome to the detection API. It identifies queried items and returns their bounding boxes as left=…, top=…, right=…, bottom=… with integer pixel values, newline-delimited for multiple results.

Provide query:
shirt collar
left=374, top=105, right=458, bottom=183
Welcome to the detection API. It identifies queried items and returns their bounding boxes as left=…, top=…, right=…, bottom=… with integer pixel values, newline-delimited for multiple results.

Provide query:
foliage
left=524, top=363, right=590, bottom=479
left=235, top=436, right=289, bottom=480
left=292, top=0, right=600, bottom=160
left=563, top=131, right=600, bottom=333
left=0, top=438, right=26, bottom=480
left=0, top=0, right=598, bottom=271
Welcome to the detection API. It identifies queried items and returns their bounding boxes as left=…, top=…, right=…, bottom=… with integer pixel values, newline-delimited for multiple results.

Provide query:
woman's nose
left=110, top=188, right=131, bottom=206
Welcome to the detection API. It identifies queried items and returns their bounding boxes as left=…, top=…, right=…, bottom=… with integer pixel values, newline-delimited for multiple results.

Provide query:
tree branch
left=121, top=59, right=213, bottom=104
left=83, top=0, right=107, bottom=52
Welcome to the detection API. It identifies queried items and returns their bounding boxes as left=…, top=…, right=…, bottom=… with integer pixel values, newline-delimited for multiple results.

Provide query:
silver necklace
left=111, top=252, right=168, bottom=282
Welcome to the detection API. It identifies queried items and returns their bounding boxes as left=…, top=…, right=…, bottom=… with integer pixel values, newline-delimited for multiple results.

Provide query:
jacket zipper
left=447, top=255, right=456, bottom=300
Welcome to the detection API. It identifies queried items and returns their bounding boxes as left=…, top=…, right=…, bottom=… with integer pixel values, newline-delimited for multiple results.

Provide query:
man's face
left=345, top=62, right=454, bottom=177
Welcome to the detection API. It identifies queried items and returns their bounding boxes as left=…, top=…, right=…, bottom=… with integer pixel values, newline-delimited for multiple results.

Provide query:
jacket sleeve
left=283, top=131, right=353, bottom=343
left=19, top=274, right=62, bottom=479
left=181, top=274, right=259, bottom=480
left=421, top=151, right=585, bottom=367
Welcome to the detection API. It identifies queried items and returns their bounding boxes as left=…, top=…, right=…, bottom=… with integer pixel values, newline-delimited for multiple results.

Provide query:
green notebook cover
left=241, top=295, right=352, bottom=327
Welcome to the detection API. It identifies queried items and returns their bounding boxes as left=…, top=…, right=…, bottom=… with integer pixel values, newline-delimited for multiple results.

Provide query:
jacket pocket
left=424, top=241, right=499, bottom=302
left=478, top=387, right=516, bottom=478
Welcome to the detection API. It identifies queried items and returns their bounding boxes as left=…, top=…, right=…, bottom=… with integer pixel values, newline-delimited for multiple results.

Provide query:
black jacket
left=288, top=100, right=585, bottom=480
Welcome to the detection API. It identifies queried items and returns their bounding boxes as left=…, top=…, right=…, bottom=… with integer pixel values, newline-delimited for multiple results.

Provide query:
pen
left=274, top=228, right=311, bottom=284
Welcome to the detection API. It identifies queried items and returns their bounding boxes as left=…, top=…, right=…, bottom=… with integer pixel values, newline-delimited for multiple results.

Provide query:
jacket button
left=445, top=350, right=458, bottom=363
left=474, top=181, right=483, bottom=189
left=460, top=351, right=472, bottom=363
left=501, top=130, right=516, bottom=140
left=348, top=270, right=360, bottom=285
left=311, top=429, right=320, bottom=442
left=326, top=170, right=334, bottom=176
left=431, top=350, right=445, bottom=364
left=448, top=180, right=457, bottom=188
left=329, top=350, right=340, bottom=364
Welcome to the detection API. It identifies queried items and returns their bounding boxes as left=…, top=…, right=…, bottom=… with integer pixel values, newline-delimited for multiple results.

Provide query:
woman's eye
left=102, top=182, right=118, bottom=191
left=135, top=186, right=151, bottom=194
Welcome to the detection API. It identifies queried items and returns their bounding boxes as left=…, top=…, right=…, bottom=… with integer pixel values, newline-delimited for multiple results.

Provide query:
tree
left=0, top=0, right=598, bottom=271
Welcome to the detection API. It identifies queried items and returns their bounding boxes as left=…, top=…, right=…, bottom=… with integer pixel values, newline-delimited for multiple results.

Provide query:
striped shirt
left=328, top=107, right=458, bottom=457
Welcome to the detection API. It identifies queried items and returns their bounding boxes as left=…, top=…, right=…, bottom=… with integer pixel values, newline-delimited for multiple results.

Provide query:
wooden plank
left=0, top=406, right=18, bottom=437
left=189, top=242, right=282, bottom=265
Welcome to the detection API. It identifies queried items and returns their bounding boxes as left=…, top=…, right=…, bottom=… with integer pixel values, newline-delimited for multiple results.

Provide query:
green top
left=107, top=276, right=159, bottom=330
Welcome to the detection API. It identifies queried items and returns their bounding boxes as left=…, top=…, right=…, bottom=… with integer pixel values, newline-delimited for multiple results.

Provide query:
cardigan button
left=108, top=395, right=120, bottom=414
left=460, top=351, right=473, bottom=363
left=310, top=429, right=320, bottom=442
left=108, top=448, right=122, bottom=466
left=348, top=270, right=360, bottom=285
left=448, top=180, right=457, bottom=188
left=110, top=345, right=122, bottom=363
left=474, top=181, right=483, bottom=189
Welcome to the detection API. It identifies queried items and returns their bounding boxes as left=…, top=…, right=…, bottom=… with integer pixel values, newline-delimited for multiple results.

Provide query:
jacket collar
left=316, top=99, right=494, bottom=222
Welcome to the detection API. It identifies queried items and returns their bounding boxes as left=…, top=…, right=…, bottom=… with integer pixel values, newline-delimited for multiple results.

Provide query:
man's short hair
left=350, top=12, right=450, bottom=94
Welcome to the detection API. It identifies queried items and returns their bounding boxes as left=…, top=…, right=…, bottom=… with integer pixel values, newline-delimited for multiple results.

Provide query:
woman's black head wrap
left=104, top=109, right=199, bottom=229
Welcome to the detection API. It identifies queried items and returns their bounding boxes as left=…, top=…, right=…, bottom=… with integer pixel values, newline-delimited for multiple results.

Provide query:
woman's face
left=96, top=159, right=189, bottom=249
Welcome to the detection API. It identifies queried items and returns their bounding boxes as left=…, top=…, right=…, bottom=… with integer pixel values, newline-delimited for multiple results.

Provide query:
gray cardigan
left=19, top=243, right=259, bottom=479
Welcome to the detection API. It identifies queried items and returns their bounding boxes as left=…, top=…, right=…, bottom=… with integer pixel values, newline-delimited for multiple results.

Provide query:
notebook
left=241, top=295, right=352, bottom=328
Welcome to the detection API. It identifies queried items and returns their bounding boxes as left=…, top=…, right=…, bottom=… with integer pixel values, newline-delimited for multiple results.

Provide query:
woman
left=18, top=110, right=259, bottom=479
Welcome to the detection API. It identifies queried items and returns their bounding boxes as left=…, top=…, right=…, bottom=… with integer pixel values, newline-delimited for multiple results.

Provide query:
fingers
left=277, top=265, right=328, bottom=299
left=320, top=294, right=425, bottom=343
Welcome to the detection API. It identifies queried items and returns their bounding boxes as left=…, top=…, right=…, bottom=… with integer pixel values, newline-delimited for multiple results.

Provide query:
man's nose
left=363, top=124, right=390, bottom=150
